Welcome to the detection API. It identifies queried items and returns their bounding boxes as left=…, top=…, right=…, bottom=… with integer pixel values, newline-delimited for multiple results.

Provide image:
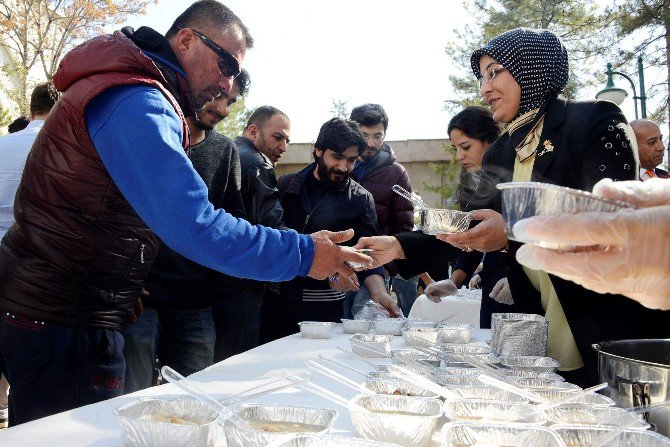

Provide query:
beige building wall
left=274, top=138, right=457, bottom=208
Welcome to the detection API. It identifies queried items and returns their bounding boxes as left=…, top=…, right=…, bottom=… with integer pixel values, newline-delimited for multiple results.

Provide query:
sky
left=118, top=0, right=471, bottom=143
left=117, top=0, right=666, bottom=165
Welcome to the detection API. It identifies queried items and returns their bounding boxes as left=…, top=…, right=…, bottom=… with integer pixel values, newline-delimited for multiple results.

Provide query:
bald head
left=630, top=119, right=665, bottom=170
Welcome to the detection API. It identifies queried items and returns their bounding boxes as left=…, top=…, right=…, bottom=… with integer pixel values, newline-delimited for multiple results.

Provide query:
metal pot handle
left=592, top=343, right=601, bottom=352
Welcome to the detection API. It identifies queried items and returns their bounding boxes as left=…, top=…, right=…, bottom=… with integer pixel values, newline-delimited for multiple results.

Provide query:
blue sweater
left=85, top=85, right=314, bottom=281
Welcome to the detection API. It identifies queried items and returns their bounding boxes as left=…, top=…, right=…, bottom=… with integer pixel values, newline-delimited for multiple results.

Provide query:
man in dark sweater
left=122, top=70, right=251, bottom=393
left=271, top=118, right=400, bottom=336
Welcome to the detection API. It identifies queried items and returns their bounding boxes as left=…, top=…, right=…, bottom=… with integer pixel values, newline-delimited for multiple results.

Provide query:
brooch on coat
left=538, top=140, right=554, bottom=157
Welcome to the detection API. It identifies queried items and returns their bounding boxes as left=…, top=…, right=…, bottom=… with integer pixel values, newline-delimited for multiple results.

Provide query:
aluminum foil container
left=349, top=394, right=442, bottom=447
left=350, top=334, right=393, bottom=358
left=497, top=181, right=634, bottom=250
left=436, top=344, right=491, bottom=355
left=437, top=323, right=472, bottom=344
left=450, top=386, right=528, bottom=403
left=441, top=422, right=564, bottom=447
left=273, top=434, right=402, bottom=446
left=224, top=404, right=337, bottom=447
left=114, top=397, right=220, bottom=447
left=531, top=388, right=615, bottom=406
left=444, top=399, right=547, bottom=425
left=439, top=366, right=484, bottom=377
left=503, top=369, right=566, bottom=381
left=404, top=319, right=438, bottom=330
left=342, top=319, right=372, bottom=334
left=298, top=321, right=335, bottom=339
left=374, top=318, right=405, bottom=336
left=553, top=425, right=670, bottom=447
left=418, top=208, right=472, bottom=235
left=439, top=353, right=499, bottom=365
left=511, top=378, right=581, bottom=391
left=543, top=403, right=650, bottom=429
left=433, top=374, right=481, bottom=388
left=402, top=327, right=440, bottom=347
left=391, top=348, right=431, bottom=360
left=500, top=355, right=561, bottom=372
left=362, top=378, right=440, bottom=399
left=490, top=313, right=548, bottom=357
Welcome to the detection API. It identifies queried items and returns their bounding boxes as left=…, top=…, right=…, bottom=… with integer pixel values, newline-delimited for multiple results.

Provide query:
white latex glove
left=468, top=274, right=481, bottom=290
left=424, top=279, right=459, bottom=303
left=490, top=277, right=513, bottom=305
left=514, top=178, right=670, bottom=310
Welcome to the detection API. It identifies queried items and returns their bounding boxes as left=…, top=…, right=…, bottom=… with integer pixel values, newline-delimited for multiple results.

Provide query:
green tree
left=0, top=0, right=155, bottom=113
left=445, top=0, right=616, bottom=113
left=0, top=102, right=13, bottom=135
left=330, top=99, right=349, bottom=119
left=215, top=99, right=253, bottom=140
left=611, top=0, right=670, bottom=133
left=422, top=143, right=463, bottom=209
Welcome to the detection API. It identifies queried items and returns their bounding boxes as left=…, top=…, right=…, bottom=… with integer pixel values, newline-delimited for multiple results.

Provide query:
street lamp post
left=596, top=56, right=647, bottom=119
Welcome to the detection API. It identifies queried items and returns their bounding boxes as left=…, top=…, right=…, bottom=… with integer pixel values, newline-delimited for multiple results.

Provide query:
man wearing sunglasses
left=0, top=0, right=372, bottom=425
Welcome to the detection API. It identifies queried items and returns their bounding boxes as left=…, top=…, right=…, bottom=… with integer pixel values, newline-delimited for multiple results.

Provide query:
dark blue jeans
left=0, top=311, right=125, bottom=425
left=213, top=286, right=260, bottom=362
left=121, top=306, right=215, bottom=394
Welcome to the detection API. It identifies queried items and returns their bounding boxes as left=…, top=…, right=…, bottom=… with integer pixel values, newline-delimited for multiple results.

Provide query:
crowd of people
left=0, top=0, right=668, bottom=430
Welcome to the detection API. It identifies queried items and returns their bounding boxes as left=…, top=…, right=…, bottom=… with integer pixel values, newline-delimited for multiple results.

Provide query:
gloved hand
left=468, top=274, right=481, bottom=290
left=490, top=277, right=513, bottom=305
left=514, top=178, right=670, bottom=310
left=424, top=279, right=459, bottom=303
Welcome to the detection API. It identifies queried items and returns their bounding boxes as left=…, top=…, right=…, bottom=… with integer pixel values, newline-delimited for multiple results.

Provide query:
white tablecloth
left=0, top=326, right=491, bottom=447
left=408, top=293, right=482, bottom=326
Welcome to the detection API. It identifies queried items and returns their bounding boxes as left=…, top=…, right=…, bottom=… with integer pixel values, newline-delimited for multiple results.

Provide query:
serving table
left=0, top=325, right=491, bottom=446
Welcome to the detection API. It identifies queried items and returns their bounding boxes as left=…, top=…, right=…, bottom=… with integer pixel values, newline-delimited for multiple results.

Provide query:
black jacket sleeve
left=393, top=230, right=464, bottom=279
left=241, top=163, right=285, bottom=228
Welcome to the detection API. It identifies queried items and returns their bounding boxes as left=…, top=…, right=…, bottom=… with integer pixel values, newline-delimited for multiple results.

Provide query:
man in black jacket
left=235, top=106, right=290, bottom=344
left=270, top=118, right=400, bottom=336
left=122, top=71, right=250, bottom=392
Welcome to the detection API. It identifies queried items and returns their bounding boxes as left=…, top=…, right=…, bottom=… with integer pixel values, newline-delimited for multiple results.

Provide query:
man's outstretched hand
left=308, top=229, right=372, bottom=280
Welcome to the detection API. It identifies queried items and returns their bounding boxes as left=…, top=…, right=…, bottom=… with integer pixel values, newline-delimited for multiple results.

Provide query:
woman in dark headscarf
left=356, top=28, right=670, bottom=386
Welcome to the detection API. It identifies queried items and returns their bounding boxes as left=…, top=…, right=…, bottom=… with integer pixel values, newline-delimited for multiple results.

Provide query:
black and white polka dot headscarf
left=470, top=28, right=569, bottom=117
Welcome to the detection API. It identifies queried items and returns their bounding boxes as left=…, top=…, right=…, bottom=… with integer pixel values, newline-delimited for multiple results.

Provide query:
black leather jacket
left=235, top=136, right=284, bottom=228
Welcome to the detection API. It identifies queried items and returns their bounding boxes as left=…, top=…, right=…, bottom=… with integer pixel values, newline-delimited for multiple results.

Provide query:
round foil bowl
left=298, top=321, right=335, bottom=339
left=341, top=319, right=372, bottom=334
left=497, top=181, right=634, bottom=250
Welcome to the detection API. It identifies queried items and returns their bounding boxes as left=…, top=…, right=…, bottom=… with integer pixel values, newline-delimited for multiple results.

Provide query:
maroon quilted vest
left=0, top=32, right=190, bottom=329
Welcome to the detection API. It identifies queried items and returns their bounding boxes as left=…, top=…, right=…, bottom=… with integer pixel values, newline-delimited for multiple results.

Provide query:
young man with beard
left=122, top=70, right=251, bottom=393
left=272, top=118, right=401, bottom=335
left=348, top=104, right=432, bottom=317
left=0, top=0, right=370, bottom=425
left=234, top=106, right=291, bottom=345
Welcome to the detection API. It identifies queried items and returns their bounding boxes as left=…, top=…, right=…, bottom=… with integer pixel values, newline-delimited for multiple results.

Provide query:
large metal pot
left=593, top=339, right=670, bottom=436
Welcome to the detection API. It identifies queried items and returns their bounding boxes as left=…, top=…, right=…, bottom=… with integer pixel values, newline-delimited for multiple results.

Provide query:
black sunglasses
left=186, top=28, right=241, bottom=79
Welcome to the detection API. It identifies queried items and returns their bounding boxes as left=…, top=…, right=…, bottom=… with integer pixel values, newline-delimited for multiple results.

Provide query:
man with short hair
left=631, top=119, right=669, bottom=180
left=233, top=106, right=290, bottom=345
left=222, top=106, right=291, bottom=352
left=0, top=82, right=59, bottom=429
left=0, top=0, right=367, bottom=425
left=274, top=118, right=401, bottom=335
left=349, top=104, right=430, bottom=317
left=122, top=69, right=251, bottom=393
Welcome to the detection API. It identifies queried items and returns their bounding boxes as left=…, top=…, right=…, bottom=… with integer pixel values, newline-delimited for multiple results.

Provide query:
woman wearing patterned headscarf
left=355, top=28, right=670, bottom=387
